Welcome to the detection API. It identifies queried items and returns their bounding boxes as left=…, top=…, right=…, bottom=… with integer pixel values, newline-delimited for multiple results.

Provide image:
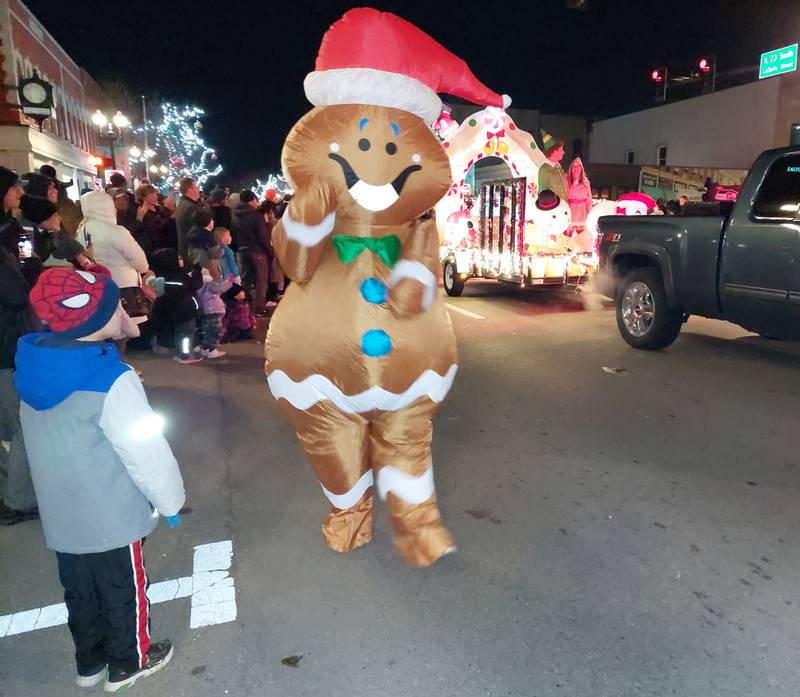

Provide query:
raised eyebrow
left=358, top=118, right=369, bottom=131
left=390, top=123, right=399, bottom=136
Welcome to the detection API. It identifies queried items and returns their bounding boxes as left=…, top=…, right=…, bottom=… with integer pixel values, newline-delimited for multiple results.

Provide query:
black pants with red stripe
left=56, top=540, right=151, bottom=675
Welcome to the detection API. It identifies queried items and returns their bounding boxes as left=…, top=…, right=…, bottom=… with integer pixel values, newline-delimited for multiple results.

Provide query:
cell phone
left=18, top=233, right=32, bottom=259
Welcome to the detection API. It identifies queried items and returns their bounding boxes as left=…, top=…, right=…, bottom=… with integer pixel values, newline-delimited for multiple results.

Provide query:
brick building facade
left=0, top=0, right=105, bottom=198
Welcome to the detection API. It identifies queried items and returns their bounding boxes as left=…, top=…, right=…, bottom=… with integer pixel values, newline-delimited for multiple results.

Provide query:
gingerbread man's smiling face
left=282, top=104, right=451, bottom=226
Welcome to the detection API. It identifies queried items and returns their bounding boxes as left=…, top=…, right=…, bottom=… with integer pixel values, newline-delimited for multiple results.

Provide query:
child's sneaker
left=104, top=640, right=173, bottom=693
left=76, top=663, right=107, bottom=688
left=202, top=348, right=226, bottom=359
left=174, top=354, right=203, bottom=365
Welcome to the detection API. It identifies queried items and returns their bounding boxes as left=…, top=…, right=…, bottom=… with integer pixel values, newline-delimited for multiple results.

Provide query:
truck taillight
left=603, top=232, right=621, bottom=243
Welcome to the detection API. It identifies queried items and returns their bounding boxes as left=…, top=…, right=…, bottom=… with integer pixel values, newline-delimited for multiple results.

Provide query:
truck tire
left=616, top=268, right=683, bottom=350
left=443, top=259, right=465, bottom=297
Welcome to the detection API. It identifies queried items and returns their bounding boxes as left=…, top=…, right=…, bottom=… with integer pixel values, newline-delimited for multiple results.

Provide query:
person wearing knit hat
left=265, top=8, right=513, bottom=567
left=19, top=195, right=91, bottom=272
left=18, top=173, right=60, bottom=262
left=0, top=165, right=39, bottom=525
left=20, top=171, right=58, bottom=203
left=0, top=165, right=20, bottom=208
left=537, top=128, right=568, bottom=201
left=209, top=188, right=232, bottom=232
left=15, top=266, right=185, bottom=691
left=20, top=195, right=59, bottom=230
left=28, top=267, right=121, bottom=339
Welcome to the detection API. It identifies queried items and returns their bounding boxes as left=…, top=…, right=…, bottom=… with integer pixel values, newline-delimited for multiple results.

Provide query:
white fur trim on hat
left=304, top=68, right=443, bottom=124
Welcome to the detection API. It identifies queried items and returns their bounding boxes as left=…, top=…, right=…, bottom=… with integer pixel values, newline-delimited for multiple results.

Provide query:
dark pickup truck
left=598, top=146, right=800, bottom=350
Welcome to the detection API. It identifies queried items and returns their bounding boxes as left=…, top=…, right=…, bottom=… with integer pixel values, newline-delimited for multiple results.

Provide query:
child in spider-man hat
left=13, top=267, right=185, bottom=693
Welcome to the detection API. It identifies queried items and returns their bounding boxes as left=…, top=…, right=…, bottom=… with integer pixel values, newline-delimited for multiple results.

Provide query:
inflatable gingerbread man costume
left=265, top=8, right=510, bottom=566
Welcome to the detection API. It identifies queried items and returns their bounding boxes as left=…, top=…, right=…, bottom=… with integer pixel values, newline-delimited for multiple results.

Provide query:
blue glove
left=146, top=275, right=166, bottom=298
left=165, top=513, right=181, bottom=528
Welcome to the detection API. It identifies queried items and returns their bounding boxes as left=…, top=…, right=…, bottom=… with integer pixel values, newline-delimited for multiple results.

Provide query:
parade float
left=435, top=106, right=598, bottom=296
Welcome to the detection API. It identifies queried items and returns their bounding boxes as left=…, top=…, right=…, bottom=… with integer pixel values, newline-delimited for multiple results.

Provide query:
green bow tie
left=332, top=234, right=401, bottom=268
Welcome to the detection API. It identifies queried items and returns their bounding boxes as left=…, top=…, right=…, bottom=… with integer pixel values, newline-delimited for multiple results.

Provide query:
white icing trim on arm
left=282, top=208, right=336, bottom=247
left=389, top=260, right=437, bottom=310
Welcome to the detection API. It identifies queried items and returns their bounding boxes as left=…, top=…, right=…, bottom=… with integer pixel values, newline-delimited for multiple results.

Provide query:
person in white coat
left=78, top=191, right=152, bottom=355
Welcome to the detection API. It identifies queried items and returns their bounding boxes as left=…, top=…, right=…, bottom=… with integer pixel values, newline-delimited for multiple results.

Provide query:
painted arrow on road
left=0, top=540, right=236, bottom=638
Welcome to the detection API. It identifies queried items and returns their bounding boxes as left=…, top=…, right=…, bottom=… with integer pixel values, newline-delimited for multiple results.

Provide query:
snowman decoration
left=585, top=192, right=656, bottom=246
left=530, top=189, right=571, bottom=242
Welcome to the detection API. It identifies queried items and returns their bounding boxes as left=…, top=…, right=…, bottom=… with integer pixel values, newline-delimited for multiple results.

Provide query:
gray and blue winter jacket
left=15, top=334, right=185, bottom=554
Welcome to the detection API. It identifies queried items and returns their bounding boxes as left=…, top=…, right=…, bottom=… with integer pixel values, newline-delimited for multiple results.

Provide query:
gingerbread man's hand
left=388, top=277, right=427, bottom=318
left=388, top=261, right=438, bottom=318
left=287, top=177, right=337, bottom=227
left=274, top=178, right=337, bottom=283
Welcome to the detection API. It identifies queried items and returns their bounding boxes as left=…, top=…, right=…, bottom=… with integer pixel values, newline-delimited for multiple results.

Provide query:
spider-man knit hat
left=30, top=268, right=120, bottom=339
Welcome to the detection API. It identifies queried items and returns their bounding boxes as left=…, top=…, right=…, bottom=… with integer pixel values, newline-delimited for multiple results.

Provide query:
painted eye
left=385, top=142, right=397, bottom=155
left=358, top=138, right=370, bottom=151
left=411, top=153, right=422, bottom=163
left=329, top=142, right=340, bottom=153
left=61, top=293, right=91, bottom=309
left=76, top=270, right=97, bottom=283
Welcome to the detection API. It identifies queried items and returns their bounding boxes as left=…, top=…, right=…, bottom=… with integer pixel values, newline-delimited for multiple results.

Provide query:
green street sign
left=759, top=43, right=798, bottom=80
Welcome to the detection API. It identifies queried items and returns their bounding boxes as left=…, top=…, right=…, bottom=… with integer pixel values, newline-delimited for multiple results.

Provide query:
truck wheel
left=616, top=268, right=683, bottom=350
left=443, top=260, right=465, bottom=297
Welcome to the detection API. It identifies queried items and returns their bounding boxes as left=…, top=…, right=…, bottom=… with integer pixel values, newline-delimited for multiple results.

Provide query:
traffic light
left=697, top=55, right=716, bottom=91
left=89, top=154, right=112, bottom=170
left=651, top=66, right=667, bottom=83
left=651, top=66, right=668, bottom=101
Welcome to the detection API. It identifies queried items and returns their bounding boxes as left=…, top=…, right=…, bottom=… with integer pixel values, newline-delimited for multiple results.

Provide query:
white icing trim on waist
left=390, top=260, right=437, bottom=310
left=267, top=364, right=458, bottom=413
left=320, top=470, right=374, bottom=509
left=376, top=466, right=435, bottom=505
left=282, top=209, right=336, bottom=246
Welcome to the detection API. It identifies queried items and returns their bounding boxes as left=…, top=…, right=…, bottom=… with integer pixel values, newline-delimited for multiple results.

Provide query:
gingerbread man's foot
left=322, top=495, right=374, bottom=553
left=387, top=495, right=456, bottom=567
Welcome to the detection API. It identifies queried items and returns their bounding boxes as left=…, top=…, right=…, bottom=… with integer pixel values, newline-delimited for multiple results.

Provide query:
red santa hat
left=618, top=192, right=656, bottom=209
left=304, top=8, right=511, bottom=124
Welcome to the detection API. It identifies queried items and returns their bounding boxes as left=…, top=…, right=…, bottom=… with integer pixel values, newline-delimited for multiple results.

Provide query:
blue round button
left=360, top=277, right=387, bottom=304
left=361, top=329, right=392, bottom=357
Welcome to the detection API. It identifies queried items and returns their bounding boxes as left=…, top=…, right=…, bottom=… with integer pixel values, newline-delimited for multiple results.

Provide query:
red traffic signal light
left=89, top=154, right=112, bottom=169
left=651, top=66, right=666, bottom=83
left=698, top=56, right=713, bottom=74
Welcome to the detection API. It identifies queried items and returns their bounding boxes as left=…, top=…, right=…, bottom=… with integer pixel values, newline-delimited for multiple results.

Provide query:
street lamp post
left=91, top=109, right=129, bottom=171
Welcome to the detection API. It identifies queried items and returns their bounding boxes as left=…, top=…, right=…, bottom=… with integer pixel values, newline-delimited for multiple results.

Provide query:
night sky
left=25, top=0, right=799, bottom=182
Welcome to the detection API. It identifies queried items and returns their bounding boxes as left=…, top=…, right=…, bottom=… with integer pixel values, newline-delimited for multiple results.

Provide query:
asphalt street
left=2, top=281, right=800, bottom=697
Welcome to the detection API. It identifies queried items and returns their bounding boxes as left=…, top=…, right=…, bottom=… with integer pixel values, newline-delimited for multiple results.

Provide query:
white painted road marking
left=446, top=303, right=486, bottom=320
left=0, top=540, right=236, bottom=638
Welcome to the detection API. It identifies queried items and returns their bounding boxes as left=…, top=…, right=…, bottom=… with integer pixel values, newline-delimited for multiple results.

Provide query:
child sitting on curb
left=15, top=267, right=185, bottom=693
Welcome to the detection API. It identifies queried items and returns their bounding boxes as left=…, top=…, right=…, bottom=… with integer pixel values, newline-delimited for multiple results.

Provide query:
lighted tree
left=150, top=103, right=222, bottom=187
left=251, top=172, right=291, bottom=200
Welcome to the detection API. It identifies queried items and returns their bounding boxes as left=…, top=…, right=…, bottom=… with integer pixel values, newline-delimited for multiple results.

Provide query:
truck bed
left=599, top=213, right=728, bottom=317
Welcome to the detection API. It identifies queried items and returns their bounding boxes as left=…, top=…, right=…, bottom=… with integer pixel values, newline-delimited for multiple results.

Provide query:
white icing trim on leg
left=376, top=466, right=435, bottom=505
left=282, top=209, right=336, bottom=247
left=390, top=260, right=437, bottom=310
left=320, top=470, right=373, bottom=509
left=268, top=364, right=458, bottom=413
